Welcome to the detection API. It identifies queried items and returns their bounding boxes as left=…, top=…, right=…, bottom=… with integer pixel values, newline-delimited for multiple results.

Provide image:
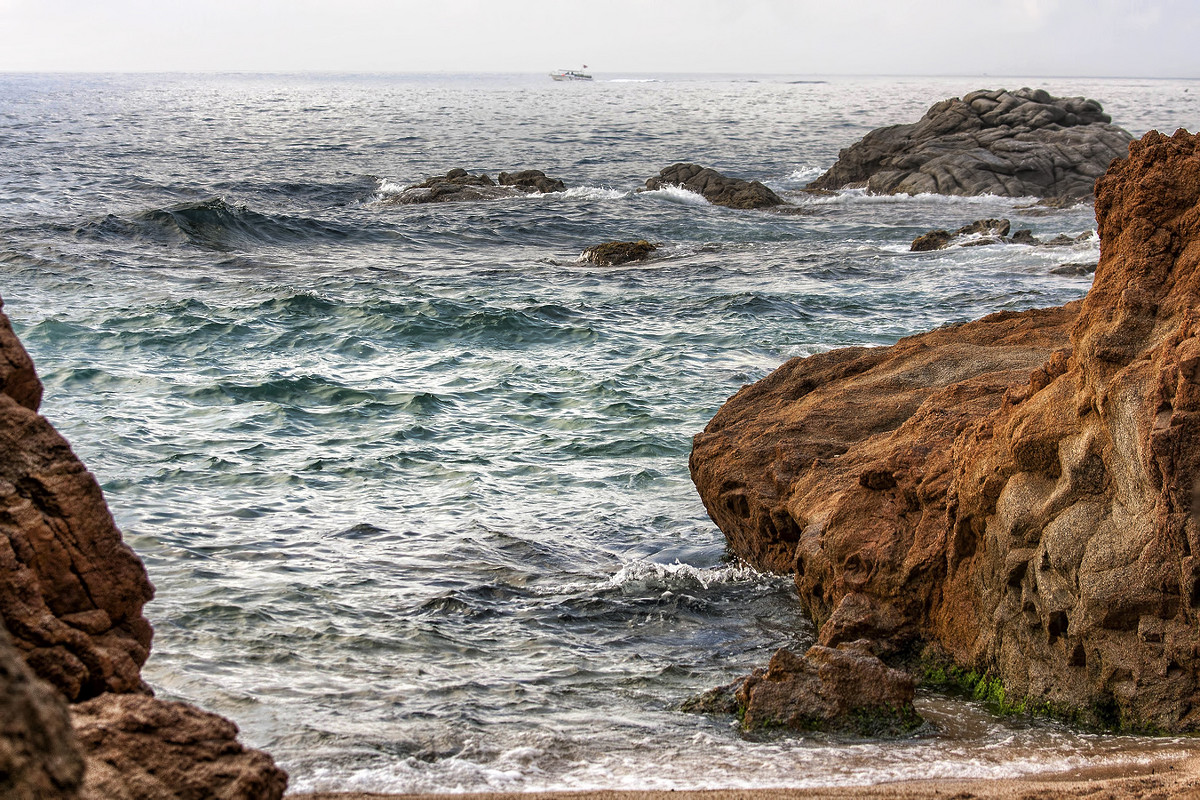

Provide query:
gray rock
left=387, top=168, right=567, bottom=204
left=498, top=170, right=566, bottom=193
left=644, top=163, right=785, bottom=209
left=910, top=218, right=1011, bottom=251
left=810, top=88, right=1133, bottom=201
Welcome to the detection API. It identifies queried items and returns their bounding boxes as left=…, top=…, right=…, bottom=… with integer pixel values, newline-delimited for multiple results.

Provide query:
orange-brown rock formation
left=691, top=129, right=1200, bottom=731
left=0, top=304, right=154, bottom=702
left=0, top=297, right=287, bottom=797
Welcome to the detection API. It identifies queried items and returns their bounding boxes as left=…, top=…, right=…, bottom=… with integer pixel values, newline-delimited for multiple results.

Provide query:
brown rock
left=644, top=163, right=785, bottom=209
left=909, top=229, right=952, bottom=252
left=0, top=626, right=84, bottom=799
left=579, top=240, right=659, bottom=266
left=0, top=299, right=154, bottom=702
left=736, top=643, right=919, bottom=735
left=72, top=693, right=287, bottom=800
left=691, top=130, right=1200, bottom=731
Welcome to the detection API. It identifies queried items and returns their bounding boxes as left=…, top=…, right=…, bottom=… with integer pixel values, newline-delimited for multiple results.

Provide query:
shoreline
left=290, top=754, right=1200, bottom=799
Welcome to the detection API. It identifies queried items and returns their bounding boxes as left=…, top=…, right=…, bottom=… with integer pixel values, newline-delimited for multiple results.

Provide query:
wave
left=798, top=187, right=1043, bottom=206
left=76, top=198, right=386, bottom=251
left=602, top=559, right=765, bottom=592
left=637, top=185, right=711, bottom=206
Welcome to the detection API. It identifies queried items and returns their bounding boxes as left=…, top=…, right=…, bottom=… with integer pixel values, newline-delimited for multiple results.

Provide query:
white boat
left=550, top=66, right=592, bottom=82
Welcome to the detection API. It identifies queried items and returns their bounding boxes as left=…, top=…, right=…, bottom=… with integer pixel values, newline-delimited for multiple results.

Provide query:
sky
left=0, top=0, right=1195, bottom=77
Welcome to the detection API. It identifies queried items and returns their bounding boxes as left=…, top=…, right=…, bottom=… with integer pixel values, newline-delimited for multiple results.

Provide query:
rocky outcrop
left=909, top=219, right=1094, bottom=251
left=644, top=163, right=785, bottom=209
left=579, top=240, right=659, bottom=266
left=0, top=627, right=84, bottom=798
left=498, top=169, right=566, bottom=193
left=0, top=301, right=154, bottom=702
left=387, top=168, right=566, bottom=204
left=73, top=694, right=288, bottom=800
left=0, top=297, right=287, bottom=797
left=693, top=130, right=1200, bottom=732
left=809, top=88, right=1133, bottom=201
left=735, top=643, right=919, bottom=735
left=911, top=218, right=1012, bottom=251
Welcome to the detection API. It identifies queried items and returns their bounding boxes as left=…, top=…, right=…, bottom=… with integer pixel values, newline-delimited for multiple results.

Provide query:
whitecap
left=603, top=559, right=764, bottom=591
left=638, top=185, right=711, bottom=206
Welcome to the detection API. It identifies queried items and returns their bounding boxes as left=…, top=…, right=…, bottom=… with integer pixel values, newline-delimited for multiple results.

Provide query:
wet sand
left=292, top=755, right=1200, bottom=799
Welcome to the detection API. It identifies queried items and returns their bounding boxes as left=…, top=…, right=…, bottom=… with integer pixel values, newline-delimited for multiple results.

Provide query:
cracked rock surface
left=809, top=88, right=1133, bottom=201
left=693, top=130, right=1200, bottom=731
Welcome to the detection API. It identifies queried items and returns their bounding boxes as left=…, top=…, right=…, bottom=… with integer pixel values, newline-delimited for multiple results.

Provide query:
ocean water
left=1, top=72, right=1199, bottom=793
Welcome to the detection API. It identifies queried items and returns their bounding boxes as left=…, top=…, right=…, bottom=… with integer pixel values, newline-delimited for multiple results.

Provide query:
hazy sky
left=0, top=0, right=1194, bottom=77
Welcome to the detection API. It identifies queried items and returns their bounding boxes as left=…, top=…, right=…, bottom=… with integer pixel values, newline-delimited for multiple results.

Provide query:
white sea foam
left=786, top=166, right=826, bottom=182
left=800, top=187, right=1042, bottom=206
left=560, top=186, right=629, bottom=201
left=638, top=184, right=711, bottom=206
left=603, top=559, right=764, bottom=591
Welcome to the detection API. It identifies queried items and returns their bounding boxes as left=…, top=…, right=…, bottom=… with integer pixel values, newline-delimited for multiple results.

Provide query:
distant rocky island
left=809, top=88, right=1133, bottom=200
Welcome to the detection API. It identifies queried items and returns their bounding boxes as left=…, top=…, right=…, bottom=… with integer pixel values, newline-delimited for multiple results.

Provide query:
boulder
left=735, top=643, right=920, bottom=735
left=0, top=626, right=84, bottom=799
left=691, top=130, right=1200, bottom=731
left=0, top=298, right=154, bottom=702
left=809, top=88, right=1134, bottom=201
left=498, top=169, right=566, bottom=193
left=644, top=163, right=785, bottom=209
left=387, top=168, right=567, bottom=204
left=73, top=694, right=287, bottom=800
left=578, top=240, right=659, bottom=266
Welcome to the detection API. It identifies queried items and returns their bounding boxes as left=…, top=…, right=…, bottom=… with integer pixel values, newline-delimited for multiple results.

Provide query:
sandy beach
left=292, top=755, right=1200, bottom=799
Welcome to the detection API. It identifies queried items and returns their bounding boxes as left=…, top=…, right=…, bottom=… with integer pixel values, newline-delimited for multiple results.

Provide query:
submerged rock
left=809, top=88, right=1133, bottom=200
left=644, top=163, right=785, bottom=209
left=579, top=240, right=659, bottom=266
left=911, top=219, right=1094, bottom=251
left=388, top=167, right=567, bottom=204
left=910, top=218, right=1012, bottom=251
left=691, top=130, right=1200, bottom=732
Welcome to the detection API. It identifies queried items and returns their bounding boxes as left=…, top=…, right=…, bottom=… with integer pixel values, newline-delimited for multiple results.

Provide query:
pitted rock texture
left=809, top=88, right=1133, bottom=201
left=0, top=626, right=84, bottom=799
left=736, top=643, right=919, bottom=735
left=388, top=168, right=566, bottom=204
left=73, top=693, right=287, bottom=800
left=693, top=130, right=1200, bottom=731
left=0, top=299, right=154, bottom=702
left=644, top=163, right=785, bottom=209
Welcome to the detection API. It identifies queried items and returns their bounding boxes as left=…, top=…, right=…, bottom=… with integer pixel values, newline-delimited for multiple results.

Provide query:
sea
left=1, top=72, right=1198, bottom=794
